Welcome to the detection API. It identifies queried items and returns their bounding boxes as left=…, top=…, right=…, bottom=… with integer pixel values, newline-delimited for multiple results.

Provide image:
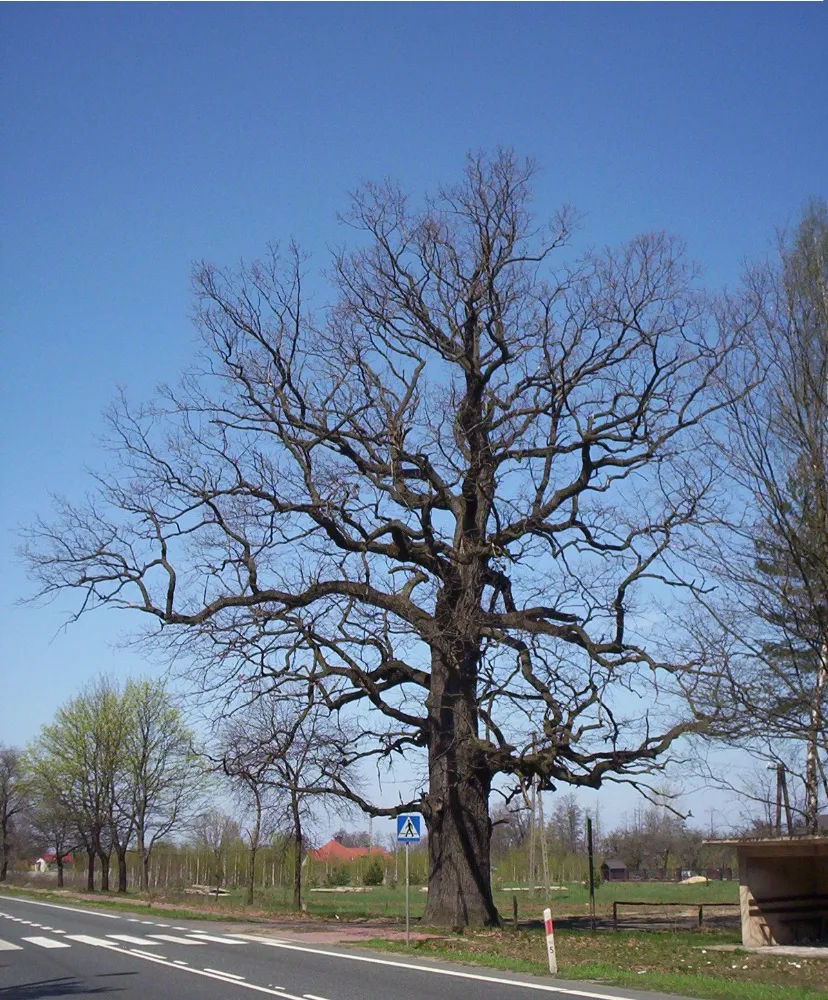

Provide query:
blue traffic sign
left=396, top=814, right=422, bottom=842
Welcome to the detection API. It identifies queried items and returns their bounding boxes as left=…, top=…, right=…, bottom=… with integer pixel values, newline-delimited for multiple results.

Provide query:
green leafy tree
left=32, top=680, right=124, bottom=890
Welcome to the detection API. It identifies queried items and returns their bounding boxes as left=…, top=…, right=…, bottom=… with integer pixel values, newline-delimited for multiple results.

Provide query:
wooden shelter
left=708, top=835, right=828, bottom=947
left=600, top=858, right=629, bottom=882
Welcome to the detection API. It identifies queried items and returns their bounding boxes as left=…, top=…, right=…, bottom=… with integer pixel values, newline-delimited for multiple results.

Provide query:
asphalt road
left=0, top=895, right=686, bottom=1000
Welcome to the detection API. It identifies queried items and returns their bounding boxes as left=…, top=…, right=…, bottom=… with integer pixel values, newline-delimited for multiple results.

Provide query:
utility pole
left=537, top=781, right=550, bottom=893
left=528, top=775, right=537, bottom=897
left=586, top=816, right=596, bottom=932
left=775, top=764, right=794, bottom=836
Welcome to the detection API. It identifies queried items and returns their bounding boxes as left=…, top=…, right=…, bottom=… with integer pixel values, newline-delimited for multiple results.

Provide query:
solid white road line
left=304, top=994, right=331, bottom=1000
left=0, top=939, right=23, bottom=951
left=22, top=936, right=71, bottom=949
left=227, top=935, right=644, bottom=1000
left=131, top=948, right=169, bottom=960
left=204, top=968, right=245, bottom=979
left=108, top=934, right=161, bottom=945
left=148, top=933, right=205, bottom=945
left=0, top=897, right=121, bottom=920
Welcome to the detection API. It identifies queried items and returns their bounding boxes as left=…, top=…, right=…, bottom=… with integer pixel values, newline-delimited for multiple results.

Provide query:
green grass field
left=2, top=877, right=740, bottom=922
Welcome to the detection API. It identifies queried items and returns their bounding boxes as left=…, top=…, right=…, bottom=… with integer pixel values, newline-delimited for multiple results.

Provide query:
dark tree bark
left=86, top=850, right=95, bottom=892
left=116, top=847, right=128, bottom=893
left=291, top=804, right=303, bottom=913
left=0, top=747, right=26, bottom=883
left=98, top=849, right=110, bottom=892
left=24, top=151, right=750, bottom=925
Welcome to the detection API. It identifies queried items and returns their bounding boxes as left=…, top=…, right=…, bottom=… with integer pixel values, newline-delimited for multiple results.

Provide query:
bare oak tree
left=25, top=151, right=746, bottom=925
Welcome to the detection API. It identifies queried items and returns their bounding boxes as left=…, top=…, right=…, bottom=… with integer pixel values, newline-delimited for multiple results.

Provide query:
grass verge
left=362, top=929, right=828, bottom=1000
left=0, top=884, right=247, bottom=922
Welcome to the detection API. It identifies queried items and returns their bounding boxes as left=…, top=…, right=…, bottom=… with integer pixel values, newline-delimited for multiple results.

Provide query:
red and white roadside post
left=543, top=907, right=558, bottom=975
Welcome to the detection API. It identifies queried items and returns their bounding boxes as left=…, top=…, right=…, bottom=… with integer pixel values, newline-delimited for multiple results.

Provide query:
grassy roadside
left=3, top=878, right=740, bottom=923
left=0, top=884, right=247, bottom=922
left=363, top=929, right=828, bottom=1000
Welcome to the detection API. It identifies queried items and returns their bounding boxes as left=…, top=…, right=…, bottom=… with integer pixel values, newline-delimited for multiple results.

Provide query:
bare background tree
left=694, top=200, right=828, bottom=832
left=213, top=713, right=279, bottom=906
left=25, top=150, right=748, bottom=925
left=191, top=807, right=239, bottom=893
left=211, top=694, right=355, bottom=911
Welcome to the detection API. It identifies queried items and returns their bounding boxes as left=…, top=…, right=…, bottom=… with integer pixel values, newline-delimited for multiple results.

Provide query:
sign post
left=396, top=814, right=422, bottom=946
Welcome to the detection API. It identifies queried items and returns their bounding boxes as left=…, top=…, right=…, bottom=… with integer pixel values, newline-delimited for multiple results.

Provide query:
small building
left=708, top=835, right=828, bottom=947
left=600, top=858, right=629, bottom=882
left=33, top=851, right=74, bottom=873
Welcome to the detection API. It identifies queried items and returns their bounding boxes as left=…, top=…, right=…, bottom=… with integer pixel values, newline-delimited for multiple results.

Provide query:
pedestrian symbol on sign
left=396, top=813, right=421, bottom=842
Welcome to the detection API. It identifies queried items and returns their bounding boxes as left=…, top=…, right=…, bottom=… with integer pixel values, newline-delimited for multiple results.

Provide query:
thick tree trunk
left=98, top=851, right=110, bottom=892
left=246, top=846, right=257, bottom=906
left=137, top=825, right=150, bottom=892
left=420, top=644, right=499, bottom=928
left=291, top=799, right=303, bottom=912
left=56, top=857, right=64, bottom=888
left=116, top=848, right=128, bottom=892
left=0, top=822, right=9, bottom=881
left=86, top=850, right=95, bottom=891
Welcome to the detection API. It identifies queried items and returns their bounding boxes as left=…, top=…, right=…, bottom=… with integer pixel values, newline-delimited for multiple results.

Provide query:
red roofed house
left=34, top=851, right=75, bottom=873
left=307, top=839, right=391, bottom=863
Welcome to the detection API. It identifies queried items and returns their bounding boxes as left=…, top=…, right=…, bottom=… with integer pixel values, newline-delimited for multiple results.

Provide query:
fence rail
left=612, top=899, right=738, bottom=931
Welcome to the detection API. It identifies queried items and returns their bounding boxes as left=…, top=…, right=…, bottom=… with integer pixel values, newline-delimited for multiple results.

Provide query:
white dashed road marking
left=108, top=934, right=161, bottom=945
left=0, top=939, right=23, bottom=951
left=22, top=936, right=71, bottom=949
left=131, top=948, right=168, bottom=960
left=205, top=968, right=245, bottom=980
left=148, top=933, right=205, bottom=945
left=188, top=932, right=247, bottom=944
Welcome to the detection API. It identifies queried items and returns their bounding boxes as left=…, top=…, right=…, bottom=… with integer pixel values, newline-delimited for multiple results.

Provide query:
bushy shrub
left=364, top=859, right=385, bottom=886
left=324, top=865, right=350, bottom=887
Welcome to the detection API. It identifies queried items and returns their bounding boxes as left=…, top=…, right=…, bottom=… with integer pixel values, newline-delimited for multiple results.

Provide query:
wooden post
left=613, top=900, right=618, bottom=931
left=543, top=908, right=558, bottom=975
left=587, top=816, right=596, bottom=932
left=512, top=894, right=519, bottom=929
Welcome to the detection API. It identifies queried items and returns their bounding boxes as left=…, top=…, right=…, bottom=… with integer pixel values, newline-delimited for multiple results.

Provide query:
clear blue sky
left=1, top=3, right=825, bottom=832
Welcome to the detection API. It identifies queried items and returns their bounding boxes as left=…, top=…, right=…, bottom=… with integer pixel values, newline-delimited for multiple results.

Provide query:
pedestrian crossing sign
left=396, top=814, right=421, bottom=842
